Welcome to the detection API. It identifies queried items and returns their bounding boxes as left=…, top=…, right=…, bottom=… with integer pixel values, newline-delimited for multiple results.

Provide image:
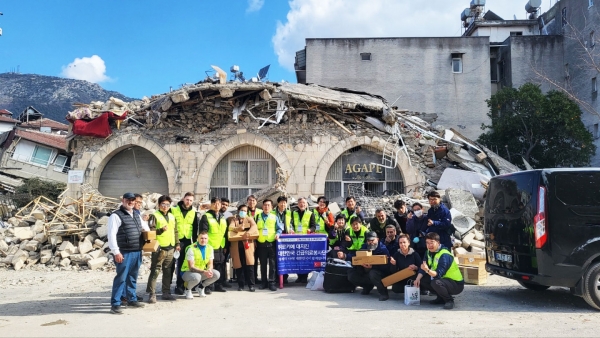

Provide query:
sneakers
left=248, top=286, right=256, bottom=292
left=361, top=287, right=372, bottom=295
left=378, top=293, right=389, bottom=301
left=429, top=297, right=445, bottom=305
left=127, top=301, right=145, bottom=308
left=204, top=286, right=212, bottom=295
left=197, top=287, right=207, bottom=298
left=185, top=289, right=194, bottom=300
left=269, top=282, right=277, bottom=291
left=148, top=293, right=157, bottom=304
left=444, top=300, right=455, bottom=310
left=110, top=305, right=123, bottom=314
left=258, top=283, right=268, bottom=290
left=161, top=293, right=176, bottom=301
left=174, top=286, right=185, bottom=295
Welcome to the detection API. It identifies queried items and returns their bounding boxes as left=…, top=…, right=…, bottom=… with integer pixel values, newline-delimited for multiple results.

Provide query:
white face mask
left=414, top=210, right=423, bottom=218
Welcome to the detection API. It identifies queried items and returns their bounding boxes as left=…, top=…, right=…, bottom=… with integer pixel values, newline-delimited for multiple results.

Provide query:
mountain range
left=0, top=73, right=135, bottom=122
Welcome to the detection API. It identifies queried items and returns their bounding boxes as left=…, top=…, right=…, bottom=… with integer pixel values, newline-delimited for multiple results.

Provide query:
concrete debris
left=449, top=208, right=476, bottom=237
left=445, top=189, right=480, bottom=219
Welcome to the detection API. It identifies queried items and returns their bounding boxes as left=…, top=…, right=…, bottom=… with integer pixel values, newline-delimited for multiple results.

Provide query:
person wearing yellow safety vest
left=273, top=196, right=292, bottom=284
left=414, top=232, right=464, bottom=310
left=181, top=231, right=220, bottom=299
left=338, top=196, right=364, bottom=227
left=255, top=199, right=278, bottom=291
left=247, top=195, right=262, bottom=284
left=146, top=195, right=180, bottom=304
left=313, top=196, right=334, bottom=235
left=199, top=197, right=229, bottom=293
left=291, top=197, right=317, bottom=284
left=337, top=218, right=369, bottom=260
left=328, top=214, right=349, bottom=258
left=171, top=192, right=200, bottom=295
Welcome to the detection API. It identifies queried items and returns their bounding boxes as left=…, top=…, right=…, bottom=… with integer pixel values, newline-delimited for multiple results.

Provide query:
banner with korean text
left=276, top=234, right=328, bottom=275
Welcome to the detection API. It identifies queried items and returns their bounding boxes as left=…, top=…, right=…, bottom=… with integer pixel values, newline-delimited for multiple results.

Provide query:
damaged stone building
left=66, top=81, right=516, bottom=205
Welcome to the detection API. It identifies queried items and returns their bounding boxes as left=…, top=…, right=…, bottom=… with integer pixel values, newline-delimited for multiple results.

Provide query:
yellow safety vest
left=181, top=242, right=214, bottom=272
left=273, top=209, right=292, bottom=233
left=206, top=212, right=227, bottom=249
left=427, top=248, right=463, bottom=282
left=256, top=212, right=277, bottom=243
left=347, top=225, right=368, bottom=251
left=341, top=208, right=360, bottom=227
left=313, top=209, right=330, bottom=235
left=154, top=210, right=176, bottom=248
left=171, top=205, right=195, bottom=240
left=292, top=210, right=312, bottom=234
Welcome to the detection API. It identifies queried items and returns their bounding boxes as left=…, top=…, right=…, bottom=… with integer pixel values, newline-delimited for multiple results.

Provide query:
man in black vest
left=108, top=192, right=150, bottom=314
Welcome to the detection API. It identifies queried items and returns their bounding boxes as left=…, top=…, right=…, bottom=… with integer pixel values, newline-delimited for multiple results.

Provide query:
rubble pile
left=0, top=186, right=164, bottom=271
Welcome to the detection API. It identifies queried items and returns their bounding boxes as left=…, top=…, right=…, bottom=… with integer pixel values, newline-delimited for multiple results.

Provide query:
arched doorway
left=324, top=146, right=404, bottom=198
left=98, top=146, right=169, bottom=198
left=210, top=145, right=279, bottom=202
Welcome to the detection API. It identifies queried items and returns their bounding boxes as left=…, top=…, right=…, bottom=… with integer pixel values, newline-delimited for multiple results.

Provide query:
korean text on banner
left=277, top=234, right=328, bottom=275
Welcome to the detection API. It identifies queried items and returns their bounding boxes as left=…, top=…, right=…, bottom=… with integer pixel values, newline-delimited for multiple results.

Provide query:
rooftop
left=20, top=118, right=69, bottom=131
left=15, top=129, right=67, bottom=151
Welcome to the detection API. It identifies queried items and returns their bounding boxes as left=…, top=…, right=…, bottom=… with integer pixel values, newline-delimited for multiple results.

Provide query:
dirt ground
left=0, top=268, right=597, bottom=337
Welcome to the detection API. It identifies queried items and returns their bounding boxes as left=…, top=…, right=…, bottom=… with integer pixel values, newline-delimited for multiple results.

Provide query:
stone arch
left=312, top=135, right=425, bottom=197
left=82, top=133, right=178, bottom=195
left=196, top=133, right=295, bottom=194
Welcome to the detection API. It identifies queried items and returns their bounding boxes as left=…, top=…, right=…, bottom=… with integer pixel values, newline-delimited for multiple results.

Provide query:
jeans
left=182, top=269, right=221, bottom=289
left=146, top=248, right=175, bottom=294
left=420, top=277, right=464, bottom=302
left=111, top=251, right=142, bottom=306
left=348, top=267, right=388, bottom=295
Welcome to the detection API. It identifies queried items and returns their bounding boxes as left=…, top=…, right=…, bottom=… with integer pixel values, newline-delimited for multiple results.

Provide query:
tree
left=478, top=83, right=596, bottom=169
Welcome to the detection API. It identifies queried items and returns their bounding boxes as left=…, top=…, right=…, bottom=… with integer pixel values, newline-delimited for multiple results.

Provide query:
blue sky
left=0, top=0, right=530, bottom=99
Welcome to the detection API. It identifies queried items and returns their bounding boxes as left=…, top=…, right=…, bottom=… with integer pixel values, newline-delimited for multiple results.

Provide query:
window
left=30, top=145, right=53, bottom=166
left=594, top=123, right=599, bottom=139
left=590, top=0, right=594, bottom=8
left=53, top=155, right=68, bottom=172
left=593, top=77, right=597, bottom=93
left=510, top=31, right=523, bottom=36
left=591, top=31, right=596, bottom=47
left=452, top=58, right=463, bottom=73
left=562, top=7, right=567, bottom=27
left=360, top=53, right=371, bottom=61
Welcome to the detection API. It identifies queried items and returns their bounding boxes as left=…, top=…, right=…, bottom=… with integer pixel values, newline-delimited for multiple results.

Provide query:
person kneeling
left=181, top=232, right=220, bottom=299
left=414, top=232, right=464, bottom=310
left=345, top=231, right=390, bottom=301
left=389, top=234, right=422, bottom=294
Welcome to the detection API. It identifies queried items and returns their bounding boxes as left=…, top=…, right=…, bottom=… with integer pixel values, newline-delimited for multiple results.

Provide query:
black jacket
left=368, top=216, right=401, bottom=239
left=390, top=247, right=422, bottom=274
left=176, top=201, right=201, bottom=240
left=199, top=210, right=229, bottom=250
left=393, top=211, right=408, bottom=234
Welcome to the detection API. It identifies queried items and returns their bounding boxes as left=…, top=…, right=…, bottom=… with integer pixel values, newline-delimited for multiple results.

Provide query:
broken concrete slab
left=93, top=239, right=105, bottom=249
left=96, top=216, right=110, bottom=225
left=59, top=258, right=71, bottom=267
left=470, top=240, right=485, bottom=249
left=40, top=250, right=53, bottom=264
left=87, top=257, right=108, bottom=270
left=33, top=233, right=48, bottom=244
left=12, top=255, right=27, bottom=271
left=31, top=220, right=45, bottom=233
left=78, top=240, right=93, bottom=255
left=60, top=251, right=70, bottom=259
left=445, top=188, right=479, bottom=219
left=449, top=208, right=476, bottom=238
left=13, top=227, right=35, bottom=241
left=23, top=240, right=39, bottom=252
left=437, top=168, right=488, bottom=201
left=462, top=233, right=475, bottom=249
left=31, top=210, right=45, bottom=220
left=95, top=225, right=108, bottom=239
left=454, top=247, right=468, bottom=255
left=88, top=249, right=102, bottom=260
left=58, top=241, right=74, bottom=252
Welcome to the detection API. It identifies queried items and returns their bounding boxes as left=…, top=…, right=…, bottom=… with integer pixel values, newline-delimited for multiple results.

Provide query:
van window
left=487, top=175, right=533, bottom=214
left=555, top=173, right=600, bottom=206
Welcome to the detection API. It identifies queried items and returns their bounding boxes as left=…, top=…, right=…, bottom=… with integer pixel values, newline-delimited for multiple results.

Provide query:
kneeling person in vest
left=340, top=218, right=369, bottom=259
left=146, top=195, right=180, bottom=303
left=199, top=197, right=229, bottom=292
left=415, top=232, right=464, bottom=310
left=181, top=231, right=220, bottom=299
left=291, top=197, right=317, bottom=283
left=255, top=199, right=278, bottom=291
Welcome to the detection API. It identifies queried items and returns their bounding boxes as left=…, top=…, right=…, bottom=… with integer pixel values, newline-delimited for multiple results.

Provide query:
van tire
left=517, top=281, right=550, bottom=291
left=582, top=262, right=600, bottom=310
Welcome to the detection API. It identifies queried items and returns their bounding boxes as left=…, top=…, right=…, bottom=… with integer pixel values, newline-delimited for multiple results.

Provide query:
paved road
left=0, top=269, right=597, bottom=337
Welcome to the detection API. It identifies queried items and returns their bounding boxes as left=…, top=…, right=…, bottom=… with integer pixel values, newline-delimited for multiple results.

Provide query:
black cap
left=365, top=231, right=377, bottom=240
left=122, top=192, right=136, bottom=200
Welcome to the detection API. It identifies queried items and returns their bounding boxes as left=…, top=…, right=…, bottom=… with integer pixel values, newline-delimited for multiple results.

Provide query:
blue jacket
left=406, top=215, right=429, bottom=240
left=426, top=203, right=453, bottom=249
left=348, top=241, right=390, bottom=273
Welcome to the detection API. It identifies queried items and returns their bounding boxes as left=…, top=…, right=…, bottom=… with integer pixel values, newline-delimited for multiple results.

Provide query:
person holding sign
left=389, top=234, right=422, bottom=294
left=414, top=232, right=464, bottom=310
left=146, top=195, right=180, bottom=303
left=313, top=196, right=334, bottom=235
left=229, top=204, right=257, bottom=292
left=347, top=231, right=391, bottom=301
left=181, top=231, right=220, bottom=299
left=255, top=199, right=278, bottom=291
left=291, top=197, right=317, bottom=284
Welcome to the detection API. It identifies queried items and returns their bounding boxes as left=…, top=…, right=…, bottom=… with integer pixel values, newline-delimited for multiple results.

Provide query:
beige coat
left=229, top=216, right=257, bottom=269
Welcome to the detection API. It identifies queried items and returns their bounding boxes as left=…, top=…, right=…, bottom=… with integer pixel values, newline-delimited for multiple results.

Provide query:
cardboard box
left=459, top=265, right=487, bottom=285
left=456, top=253, right=486, bottom=268
left=382, top=267, right=417, bottom=287
left=143, top=240, right=159, bottom=253
left=228, top=229, right=259, bottom=242
left=356, top=250, right=372, bottom=257
left=143, top=231, right=156, bottom=241
left=352, top=255, right=387, bottom=265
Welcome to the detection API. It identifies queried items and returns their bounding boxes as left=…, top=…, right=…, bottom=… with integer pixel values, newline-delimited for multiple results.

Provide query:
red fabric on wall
left=72, top=112, right=111, bottom=138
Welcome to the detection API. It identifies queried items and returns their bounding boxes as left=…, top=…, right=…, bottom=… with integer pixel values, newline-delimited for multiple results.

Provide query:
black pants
left=348, top=268, right=388, bottom=296
left=257, top=243, right=276, bottom=285
left=391, top=277, right=413, bottom=293
left=212, top=248, right=227, bottom=288
left=236, top=242, right=255, bottom=288
left=420, top=277, right=464, bottom=302
left=254, top=250, right=260, bottom=282
left=175, top=238, right=192, bottom=289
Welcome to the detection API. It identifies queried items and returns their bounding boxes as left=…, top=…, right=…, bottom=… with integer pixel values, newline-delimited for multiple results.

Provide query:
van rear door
left=485, top=171, right=539, bottom=274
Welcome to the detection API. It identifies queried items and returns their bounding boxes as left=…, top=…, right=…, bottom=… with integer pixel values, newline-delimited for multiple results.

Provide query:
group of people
left=107, top=190, right=463, bottom=314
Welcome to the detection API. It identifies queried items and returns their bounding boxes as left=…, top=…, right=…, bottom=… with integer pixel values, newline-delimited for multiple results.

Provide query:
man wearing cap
left=347, top=231, right=391, bottom=301
left=171, top=192, right=200, bottom=295
left=108, top=192, right=150, bottom=314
